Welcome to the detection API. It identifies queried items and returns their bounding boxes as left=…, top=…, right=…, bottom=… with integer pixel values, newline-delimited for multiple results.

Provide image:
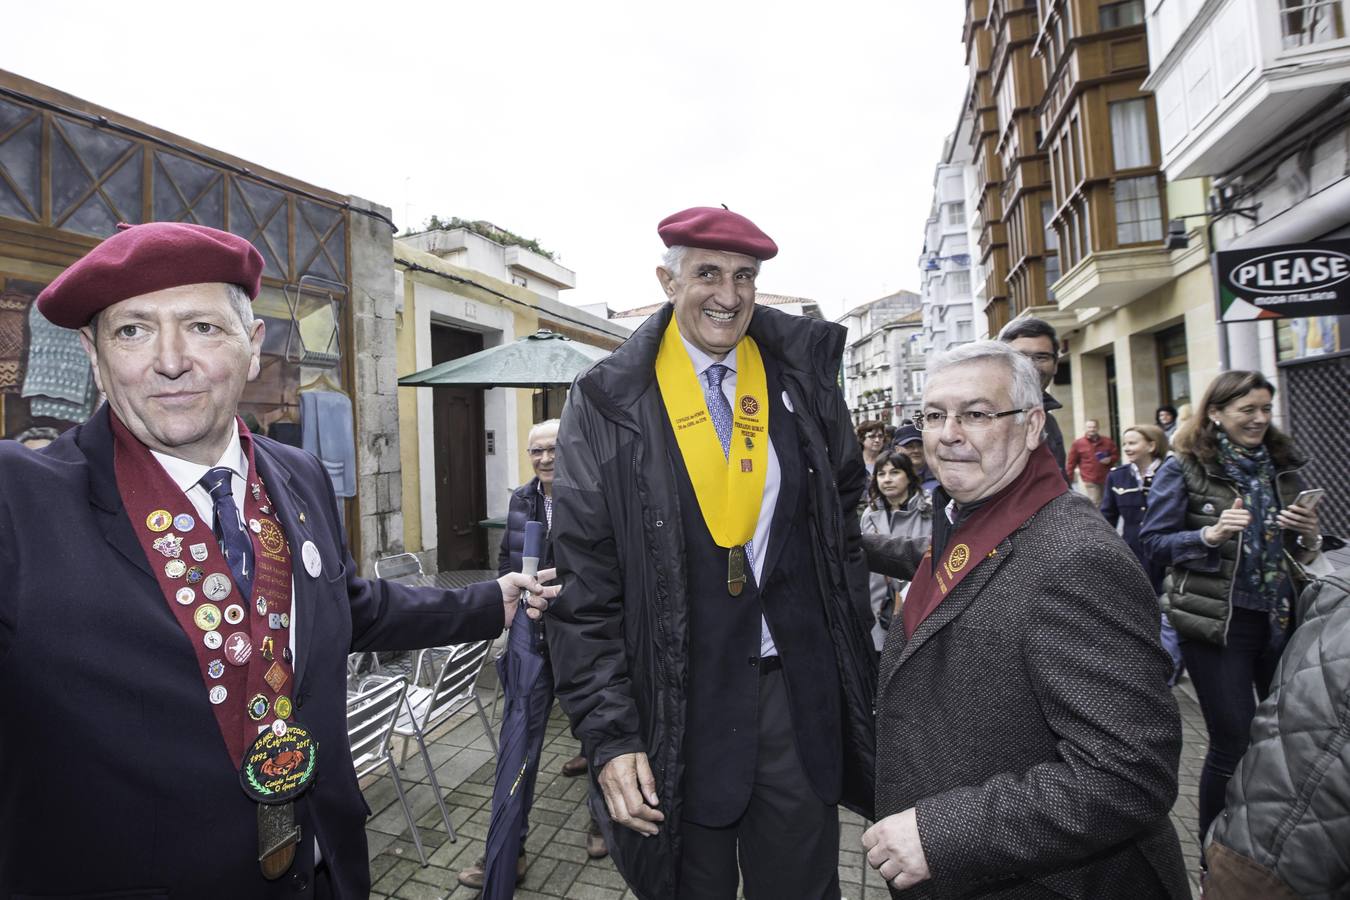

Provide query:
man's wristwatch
left=1297, top=532, right=1324, bottom=552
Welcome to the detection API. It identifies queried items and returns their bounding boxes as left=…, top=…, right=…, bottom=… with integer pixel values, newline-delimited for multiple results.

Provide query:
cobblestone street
left=361, top=667, right=1211, bottom=899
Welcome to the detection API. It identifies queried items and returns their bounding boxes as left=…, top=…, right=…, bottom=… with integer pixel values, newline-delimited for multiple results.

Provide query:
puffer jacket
left=1206, top=569, right=1350, bottom=899
left=496, top=477, right=553, bottom=577
left=1139, top=452, right=1306, bottom=645
left=546, top=303, right=876, bottom=900
left=859, top=490, right=932, bottom=651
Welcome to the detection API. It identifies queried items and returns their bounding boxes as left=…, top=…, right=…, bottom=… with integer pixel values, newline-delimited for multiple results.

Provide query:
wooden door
left=432, top=327, right=486, bottom=571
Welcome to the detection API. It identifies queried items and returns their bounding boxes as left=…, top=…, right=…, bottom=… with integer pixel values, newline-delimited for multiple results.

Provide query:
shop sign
left=1215, top=239, right=1350, bottom=321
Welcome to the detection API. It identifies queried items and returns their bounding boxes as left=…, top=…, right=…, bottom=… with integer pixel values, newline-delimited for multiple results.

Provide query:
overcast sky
left=6, top=1, right=970, bottom=320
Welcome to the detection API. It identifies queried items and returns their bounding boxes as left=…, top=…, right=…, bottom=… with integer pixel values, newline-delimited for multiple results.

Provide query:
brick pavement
left=361, top=665, right=1210, bottom=899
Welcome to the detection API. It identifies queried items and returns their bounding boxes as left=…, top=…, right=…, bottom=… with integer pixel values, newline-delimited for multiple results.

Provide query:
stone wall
left=347, top=196, right=401, bottom=576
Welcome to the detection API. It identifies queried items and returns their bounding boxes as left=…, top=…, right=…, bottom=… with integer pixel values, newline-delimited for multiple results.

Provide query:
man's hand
left=598, top=752, right=665, bottom=836
left=862, top=808, right=931, bottom=890
left=1203, top=498, right=1252, bottom=546
left=499, top=567, right=560, bottom=627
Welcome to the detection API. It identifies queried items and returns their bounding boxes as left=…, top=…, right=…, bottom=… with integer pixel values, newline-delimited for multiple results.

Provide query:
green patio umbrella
left=397, top=329, right=610, bottom=391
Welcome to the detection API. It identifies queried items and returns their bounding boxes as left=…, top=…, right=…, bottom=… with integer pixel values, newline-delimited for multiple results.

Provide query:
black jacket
left=497, top=477, right=553, bottom=578
left=0, top=405, right=504, bottom=899
left=1042, top=391, right=1068, bottom=478
left=546, top=303, right=876, bottom=900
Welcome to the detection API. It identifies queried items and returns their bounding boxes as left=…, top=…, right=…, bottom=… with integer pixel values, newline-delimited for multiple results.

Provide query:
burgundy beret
left=657, top=207, right=778, bottom=261
left=37, top=222, right=265, bottom=328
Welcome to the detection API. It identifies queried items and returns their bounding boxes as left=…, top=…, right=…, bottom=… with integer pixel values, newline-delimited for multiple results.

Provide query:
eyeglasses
left=912, top=409, right=1027, bottom=431
left=1020, top=352, right=1057, bottom=365
left=527, top=446, right=557, bottom=458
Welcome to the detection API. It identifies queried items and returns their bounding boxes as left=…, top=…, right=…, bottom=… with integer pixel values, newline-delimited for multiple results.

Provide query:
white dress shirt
left=680, top=336, right=780, bottom=657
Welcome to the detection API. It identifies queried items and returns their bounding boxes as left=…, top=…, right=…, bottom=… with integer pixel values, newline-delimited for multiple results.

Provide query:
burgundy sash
left=902, top=444, right=1067, bottom=639
left=112, top=413, right=298, bottom=766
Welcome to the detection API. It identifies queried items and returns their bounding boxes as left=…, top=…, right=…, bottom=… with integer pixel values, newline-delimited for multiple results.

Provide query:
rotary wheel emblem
left=739, top=395, right=759, bottom=416
left=258, top=519, right=286, bottom=555
left=947, top=543, right=971, bottom=574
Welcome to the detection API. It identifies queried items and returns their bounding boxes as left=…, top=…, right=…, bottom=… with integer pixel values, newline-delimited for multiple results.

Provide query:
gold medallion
left=728, top=545, right=747, bottom=597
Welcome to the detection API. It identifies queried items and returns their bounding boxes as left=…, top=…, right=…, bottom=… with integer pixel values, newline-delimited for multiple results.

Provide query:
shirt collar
left=149, top=421, right=246, bottom=494
left=679, top=334, right=738, bottom=379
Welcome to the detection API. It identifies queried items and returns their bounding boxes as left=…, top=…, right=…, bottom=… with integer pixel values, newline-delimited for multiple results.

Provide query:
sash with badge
left=901, top=444, right=1068, bottom=639
left=654, top=317, right=768, bottom=595
left=112, top=414, right=316, bottom=880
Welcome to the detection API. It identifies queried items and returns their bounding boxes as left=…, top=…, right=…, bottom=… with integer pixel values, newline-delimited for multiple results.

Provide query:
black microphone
left=521, top=520, right=547, bottom=649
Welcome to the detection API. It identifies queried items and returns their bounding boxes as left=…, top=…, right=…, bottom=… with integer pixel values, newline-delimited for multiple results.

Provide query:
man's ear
left=656, top=266, right=676, bottom=299
left=1025, top=406, right=1047, bottom=451
left=78, top=326, right=105, bottom=396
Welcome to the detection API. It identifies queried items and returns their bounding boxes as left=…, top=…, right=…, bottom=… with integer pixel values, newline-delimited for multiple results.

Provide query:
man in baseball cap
left=545, top=207, right=876, bottom=898
left=0, top=221, right=557, bottom=898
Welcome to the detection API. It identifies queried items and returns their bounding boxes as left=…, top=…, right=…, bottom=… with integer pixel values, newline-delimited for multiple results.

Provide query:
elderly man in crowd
left=860, top=340, right=1188, bottom=898
left=546, top=207, right=876, bottom=899
left=0, top=222, right=556, bottom=898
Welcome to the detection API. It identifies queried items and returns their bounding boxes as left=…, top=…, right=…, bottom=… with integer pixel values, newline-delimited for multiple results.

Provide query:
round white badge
left=209, top=685, right=228, bottom=705
left=175, top=587, right=196, bottom=606
left=203, top=630, right=223, bottom=650
left=223, top=604, right=245, bottom=625
left=781, top=390, right=795, bottom=413
left=301, top=541, right=322, bottom=578
left=271, top=719, right=288, bottom=737
left=202, top=573, right=232, bottom=602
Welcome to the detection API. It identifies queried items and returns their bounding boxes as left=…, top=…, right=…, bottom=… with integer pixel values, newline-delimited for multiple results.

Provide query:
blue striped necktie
left=202, top=467, right=254, bottom=599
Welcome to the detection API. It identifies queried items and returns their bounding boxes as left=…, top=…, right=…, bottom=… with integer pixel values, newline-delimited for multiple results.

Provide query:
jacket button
left=655, top=520, right=664, bottom=527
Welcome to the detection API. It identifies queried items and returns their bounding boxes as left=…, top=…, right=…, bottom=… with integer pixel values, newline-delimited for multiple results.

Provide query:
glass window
left=1115, top=176, right=1163, bottom=244
left=1280, top=0, right=1345, bottom=47
left=1045, top=254, right=1061, bottom=302
left=1042, top=200, right=1058, bottom=251
left=945, top=203, right=966, bottom=226
left=1100, top=0, right=1145, bottom=29
left=1109, top=99, right=1153, bottom=170
left=948, top=269, right=972, bottom=296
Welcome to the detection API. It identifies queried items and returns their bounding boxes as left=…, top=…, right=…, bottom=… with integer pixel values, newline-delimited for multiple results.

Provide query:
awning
left=397, top=329, right=610, bottom=389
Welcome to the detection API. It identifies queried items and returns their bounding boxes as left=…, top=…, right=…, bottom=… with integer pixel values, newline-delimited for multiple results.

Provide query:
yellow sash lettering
left=654, top=318, right=769, bottom=548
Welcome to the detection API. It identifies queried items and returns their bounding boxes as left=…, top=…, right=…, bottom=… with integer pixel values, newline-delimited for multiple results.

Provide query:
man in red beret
left=546, top=207, right=876, bottom=898
left=0, top=221, right=558, bottom=899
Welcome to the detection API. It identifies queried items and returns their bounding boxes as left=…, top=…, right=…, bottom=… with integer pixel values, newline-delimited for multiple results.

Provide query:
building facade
left=1143, top=0, right=1350, bottom=534
left=0, top=68, right=402, bottom=573
left=839, top=291, right=923, bottom=425
left=920, top=133, right=979, bottom=356
left=392, top=227, right=627, bottom=573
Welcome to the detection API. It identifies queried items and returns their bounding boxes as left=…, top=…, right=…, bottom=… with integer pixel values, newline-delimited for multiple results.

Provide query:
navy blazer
left=0, top=405, right=504, bottom=899
left=1101, top=464, right=1166, bottom=593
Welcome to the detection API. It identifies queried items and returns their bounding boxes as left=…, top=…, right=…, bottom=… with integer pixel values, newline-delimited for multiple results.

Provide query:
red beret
left=36, top=222, right=265, bottom=328
left=657, top=207, right=778, bottom=261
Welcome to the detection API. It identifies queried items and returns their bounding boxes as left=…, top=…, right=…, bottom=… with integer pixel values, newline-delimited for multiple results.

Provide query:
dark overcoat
left=865, top=491, right=1190, bottom=899
left=546, top=303, right=877, bottom=900
left=0, top=405, right=504, bottom=899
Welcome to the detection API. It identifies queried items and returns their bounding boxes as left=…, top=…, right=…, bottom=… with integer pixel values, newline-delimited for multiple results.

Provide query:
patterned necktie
left=202, top=467, right=254, bottom=599
left=705, top=365, right=755, bottom=566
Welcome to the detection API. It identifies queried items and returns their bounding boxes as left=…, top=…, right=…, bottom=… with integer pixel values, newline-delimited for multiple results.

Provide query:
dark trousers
left=677, top=668, right=839, bottom=900
left=1180, top=607, right=1282, bottom=848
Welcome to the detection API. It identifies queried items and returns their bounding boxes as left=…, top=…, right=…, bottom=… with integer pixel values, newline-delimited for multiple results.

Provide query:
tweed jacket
left=865, top=490, right=1189, bottom=899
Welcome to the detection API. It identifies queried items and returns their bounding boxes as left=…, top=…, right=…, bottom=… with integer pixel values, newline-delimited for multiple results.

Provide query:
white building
left=1143, top=0, right=1350, bottom=535
left=920, top=131, right=978, bottom=355
left=837, top=292, right=923, bottom=425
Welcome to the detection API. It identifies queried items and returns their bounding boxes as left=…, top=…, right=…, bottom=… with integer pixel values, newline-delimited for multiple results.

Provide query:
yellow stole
left=654, top=317, right=769, bottom=548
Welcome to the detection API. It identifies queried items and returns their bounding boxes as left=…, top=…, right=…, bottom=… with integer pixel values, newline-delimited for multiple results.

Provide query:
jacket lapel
left=879, top=535, right=1016, bottom=698
left=78, top=406, right=156, bottom=582
left=251, top=441, right=320, bottom=692
left=756, top=355, right=800, bottom=585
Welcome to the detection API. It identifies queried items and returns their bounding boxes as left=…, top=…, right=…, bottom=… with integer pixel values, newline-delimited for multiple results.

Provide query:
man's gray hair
left=88, top=282, right=256, bottom=337
left=926, top=340, right=1043, bottom=412
left=527, top=418, right=560, bottom=445
left=660, top=245, right=762, bottom=279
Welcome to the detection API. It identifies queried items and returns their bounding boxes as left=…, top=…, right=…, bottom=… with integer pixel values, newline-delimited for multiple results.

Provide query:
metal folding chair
left=362, top=639, right=496, bottom=846
left=346, top=676, right=447, bottom=867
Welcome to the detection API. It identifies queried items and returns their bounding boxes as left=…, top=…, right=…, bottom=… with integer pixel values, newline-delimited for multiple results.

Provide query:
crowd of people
left=1, top=210, right=1345, bottom=900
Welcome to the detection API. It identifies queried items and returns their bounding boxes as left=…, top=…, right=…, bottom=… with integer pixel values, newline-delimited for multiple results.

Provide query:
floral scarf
left=1216, top=431, right=1288, bottom=611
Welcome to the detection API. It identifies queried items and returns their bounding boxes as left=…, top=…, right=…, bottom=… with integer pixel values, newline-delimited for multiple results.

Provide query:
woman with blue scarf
left=1141, top=371, right=1323, bottom=864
